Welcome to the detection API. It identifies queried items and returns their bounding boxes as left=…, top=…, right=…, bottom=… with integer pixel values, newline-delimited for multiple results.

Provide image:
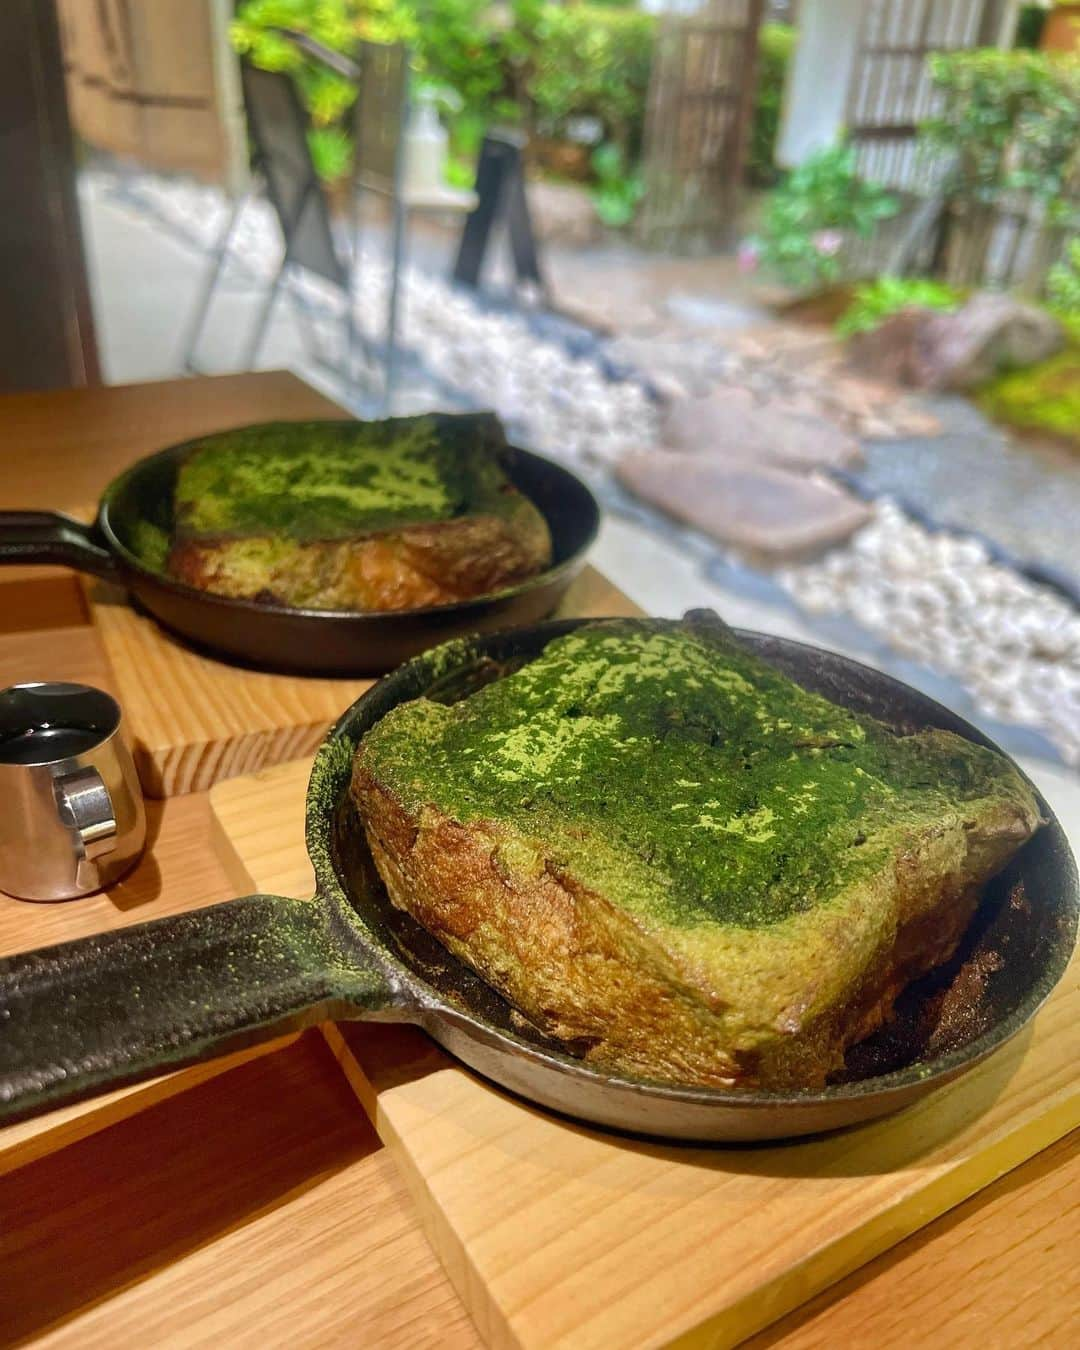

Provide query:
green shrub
left=921, top=50, right=1080, bottom=223
left=979, top=237, right=1080, bottom=446
left=231, top=0, right=417, bottom=182
left=409, top=0, right=655, bottom=155
left=589, top=141, right=644, bottom=227
left=836, top=277, right=963, bottom=338
left=747, top=22, right=795, bottom=187
left=529, top=7, right=655, bottom=155
left=412, top=0, right=528, bottom=124
left=742, top=142, right=899, bottom=289
left=307, top=125, right=354, bottom=181
left=233, top=0, right=656, bottom=187
left=1047, top=238, right=1080, bottom=316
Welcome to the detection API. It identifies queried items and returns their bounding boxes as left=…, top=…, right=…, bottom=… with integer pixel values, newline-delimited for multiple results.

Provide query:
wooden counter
left=0, top=372, right=1076, bottom=1347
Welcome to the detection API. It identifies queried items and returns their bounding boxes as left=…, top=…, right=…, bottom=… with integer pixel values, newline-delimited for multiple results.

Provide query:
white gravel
left=779, top=501, right=1080, bottom=766
left=110, top=171, right=658, bottom=466
left=99, top=169, right=1080, bottom=766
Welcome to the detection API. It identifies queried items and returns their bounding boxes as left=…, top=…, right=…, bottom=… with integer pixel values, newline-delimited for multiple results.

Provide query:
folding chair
left=180, top=60, right=356, bottom=377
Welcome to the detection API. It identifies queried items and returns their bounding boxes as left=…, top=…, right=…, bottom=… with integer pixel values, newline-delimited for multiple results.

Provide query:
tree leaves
left=921, top=50, right=1080, bottom=222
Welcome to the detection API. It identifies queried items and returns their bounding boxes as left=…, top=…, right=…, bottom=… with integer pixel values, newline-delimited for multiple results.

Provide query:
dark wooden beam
left=0, top=0, right=100, bottom=391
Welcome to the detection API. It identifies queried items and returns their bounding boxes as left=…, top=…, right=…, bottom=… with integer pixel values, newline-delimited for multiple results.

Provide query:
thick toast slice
left=165, top=415, right=551, bottom=611
left=351, top=615, right=1041, bottom=1090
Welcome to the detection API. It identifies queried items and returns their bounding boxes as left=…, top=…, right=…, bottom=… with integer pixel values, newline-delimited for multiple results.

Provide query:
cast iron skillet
left=0, top=424, right=600, bottom=675
left=0, top=620, right=1075, bottom=1142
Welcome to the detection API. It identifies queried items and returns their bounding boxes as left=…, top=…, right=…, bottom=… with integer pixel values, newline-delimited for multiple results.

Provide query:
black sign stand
left=453, top=130, right=548, bottom=300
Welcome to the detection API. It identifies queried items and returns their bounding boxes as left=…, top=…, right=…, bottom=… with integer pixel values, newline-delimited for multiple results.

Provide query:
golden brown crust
left=168, top=507, right=552, bottom=611
left=352, top=755, right=1034, bottom=1091
left=354, top=766, right=745, bottom=1086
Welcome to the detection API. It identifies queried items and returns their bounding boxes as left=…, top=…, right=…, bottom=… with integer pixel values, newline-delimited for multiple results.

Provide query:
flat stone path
left=616, top=452, right=872, bottom=562
left=849, top=395, right=1080, bottom=590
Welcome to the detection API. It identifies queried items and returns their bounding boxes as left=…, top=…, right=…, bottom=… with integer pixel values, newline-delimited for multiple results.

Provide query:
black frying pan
left=0, top=423, right=600, bottom=675
left=0, top=620, right=1075, bottom=1142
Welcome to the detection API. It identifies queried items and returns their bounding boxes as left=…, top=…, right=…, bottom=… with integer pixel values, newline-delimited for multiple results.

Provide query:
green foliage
left=408, top=0, right=654, bottom=157
left=232, top=0, right=361, bottom=124
left=443, top=154, right=475, bottom=189
left=921, top=50, right=1080, bottom=224
left=747, top=23, right=796, bottom=187
left=744, top=143, right=899, bottom=289
left=979, top=348, right=1080, bottom=448
left=589, top=142, right=644, bottom=227
left=308, top=125, right=354, bottom=181
left=413, top=0, right=523, bottom=124
left=231, top=0, right=418, bottom=182
left=836, top=277, right=963, bottom=338
left=530, top=7, right=655, bottom=154
left=1047, top=237, right=1080, bottom=315
left=234, top=0, right=656, bottom=188
left=412, top=1, right=655, bottom=176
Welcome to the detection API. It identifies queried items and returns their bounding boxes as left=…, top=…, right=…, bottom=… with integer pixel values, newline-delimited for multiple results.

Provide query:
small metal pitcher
left=0, top=683, right=146, bottom=901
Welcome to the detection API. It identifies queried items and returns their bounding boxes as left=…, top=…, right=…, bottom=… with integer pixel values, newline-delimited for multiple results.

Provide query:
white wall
left=776, top=0, right=861, bottom=167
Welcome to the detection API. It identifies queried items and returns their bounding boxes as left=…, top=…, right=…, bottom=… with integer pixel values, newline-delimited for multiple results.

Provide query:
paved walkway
left=852, top=396, right=1080, bottom=593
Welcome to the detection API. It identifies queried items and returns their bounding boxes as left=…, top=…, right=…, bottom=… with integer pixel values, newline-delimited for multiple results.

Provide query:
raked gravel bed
left=94, top=169, right=1080, bottom=767
left=778, top=502, right=1080, bottom=767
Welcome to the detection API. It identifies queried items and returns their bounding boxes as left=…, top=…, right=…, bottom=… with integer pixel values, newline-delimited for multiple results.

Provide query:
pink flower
left=737, top=240, right=760, bottom=274
left=813, top=229, right=844, bottom=257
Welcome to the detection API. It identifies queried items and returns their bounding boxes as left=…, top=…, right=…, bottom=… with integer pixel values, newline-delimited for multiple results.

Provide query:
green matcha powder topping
left=362, top=621, right=1011, bottom=929
left=173, top=416, right=510, bottom=541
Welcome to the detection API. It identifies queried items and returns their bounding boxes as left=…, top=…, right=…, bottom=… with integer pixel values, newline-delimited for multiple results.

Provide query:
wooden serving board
left=85, top=566, right=641, bottom=798
left=0, top=1031, right=480, bottom=1349
left=211, top=758, right=1080, bottom=1350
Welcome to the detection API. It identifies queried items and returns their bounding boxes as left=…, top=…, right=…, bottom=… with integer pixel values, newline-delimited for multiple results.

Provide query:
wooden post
left=0, top=0, right=99, bottom=390
left=731, top=0, right=766, bottom=214
left=639, top=0, right=767, bottom=252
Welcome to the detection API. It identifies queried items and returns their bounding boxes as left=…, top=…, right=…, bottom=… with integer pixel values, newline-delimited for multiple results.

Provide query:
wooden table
left=1, top=372, right=1076, bottom=1348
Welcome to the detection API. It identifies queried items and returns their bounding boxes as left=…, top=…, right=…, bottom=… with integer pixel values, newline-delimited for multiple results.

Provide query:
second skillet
left=0, top=619, right=1075, bottom=1142
left=0, top=421, right=600, bottom=675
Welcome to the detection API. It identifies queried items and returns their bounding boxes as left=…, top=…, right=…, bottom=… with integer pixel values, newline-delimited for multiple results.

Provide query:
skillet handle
left=0, top=510, right=121, bottom=580
left=0, top=893, right=397, bottom=1123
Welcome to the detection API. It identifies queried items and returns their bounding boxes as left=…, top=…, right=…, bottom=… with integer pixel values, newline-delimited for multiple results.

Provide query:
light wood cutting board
left=210, top=757, right=1080, bottom=1350
left=85, top=566, right=641, bottom=797
left=1, top=1031, right=480, bottom=1349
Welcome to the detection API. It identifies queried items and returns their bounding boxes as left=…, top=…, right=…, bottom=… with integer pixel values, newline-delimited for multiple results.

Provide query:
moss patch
left=978, top=346, right=1080, bottom=451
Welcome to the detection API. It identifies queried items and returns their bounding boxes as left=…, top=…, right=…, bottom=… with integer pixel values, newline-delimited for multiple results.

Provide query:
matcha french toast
left=166, top=415, right=551, bottom=611
left=351, top=614, right=1041, bottom=1091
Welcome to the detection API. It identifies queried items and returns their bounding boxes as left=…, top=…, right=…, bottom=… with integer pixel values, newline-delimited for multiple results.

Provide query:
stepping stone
left=617, top=451, right=873, bottom=564
left=661, top=386, right=863, bottom=472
